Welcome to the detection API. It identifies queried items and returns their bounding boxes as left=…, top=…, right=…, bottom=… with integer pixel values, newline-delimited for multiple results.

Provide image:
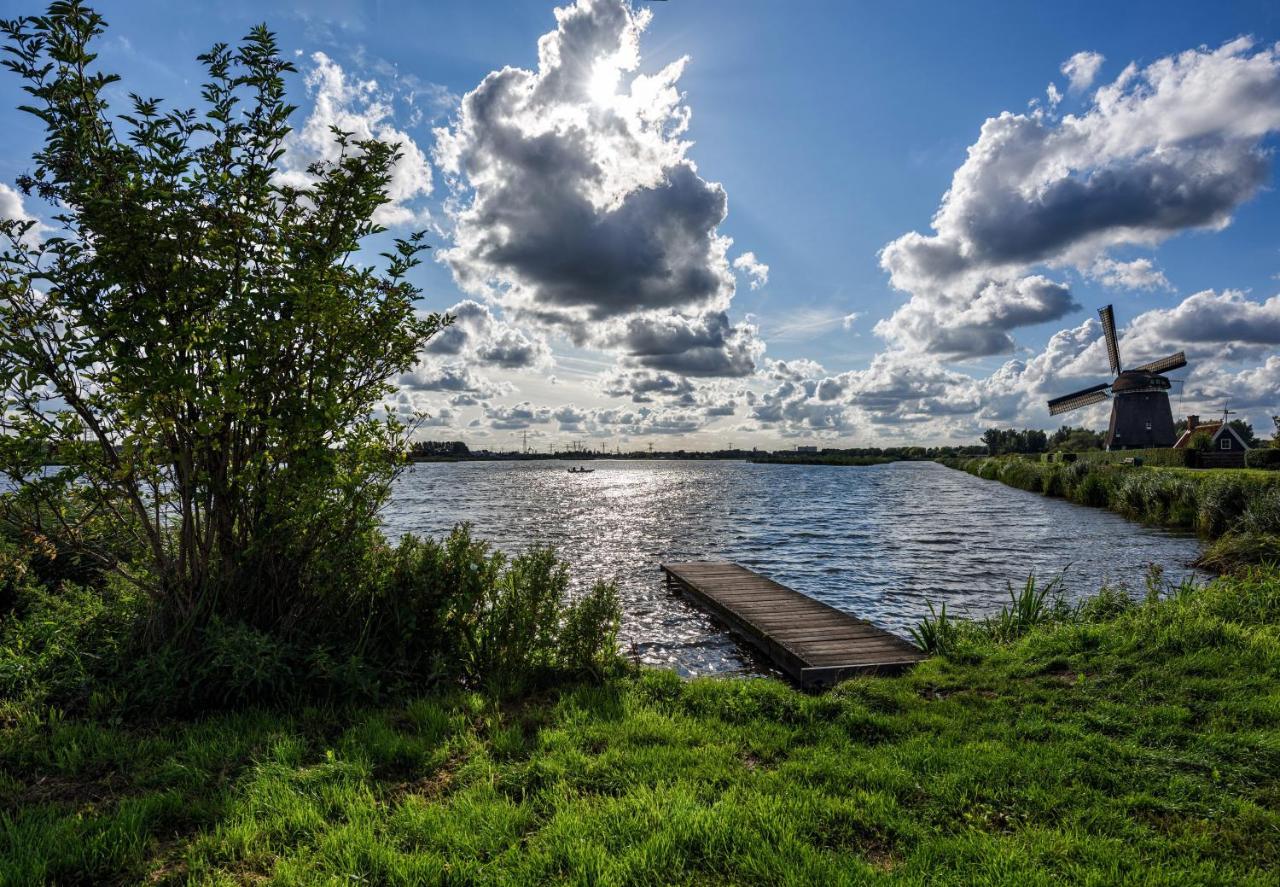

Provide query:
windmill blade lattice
left=1130, top=351, right=1187, bottom=375
left=1098, top=305, right=1122, bottom=375
left=1047, top=382, right=1111, bottom=416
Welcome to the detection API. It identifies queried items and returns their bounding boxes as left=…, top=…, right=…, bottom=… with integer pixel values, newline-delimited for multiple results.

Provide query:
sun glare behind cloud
left=587, top=59, right=621, bottom=107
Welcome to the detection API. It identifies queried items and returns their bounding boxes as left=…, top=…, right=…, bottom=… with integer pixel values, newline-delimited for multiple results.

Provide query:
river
left=384, top=459, right=1206, bottom=676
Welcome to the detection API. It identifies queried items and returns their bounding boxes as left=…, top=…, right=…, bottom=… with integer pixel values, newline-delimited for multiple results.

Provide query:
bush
left=559, top=582, right=623, bottom=680
left=0, top=524, right=624, bottom=713
left=0, top=577, right=142, bottom=709
left=1246, top=449, right=1280, bottom=470
left=1041, top=466, right=1065, bottom=497
left=0, top=9, right=449, bottom=650
left=943, top=455, right=1279, bottom=550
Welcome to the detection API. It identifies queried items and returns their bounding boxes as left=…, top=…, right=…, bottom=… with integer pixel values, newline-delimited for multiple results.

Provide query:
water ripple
left=383, top=460, right=1207, bottom=676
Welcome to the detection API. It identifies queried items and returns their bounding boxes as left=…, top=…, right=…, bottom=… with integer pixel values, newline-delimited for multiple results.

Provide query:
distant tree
left=1050, top=425, right=1104, bottom=452
left=981, top=428, right=1005, bottom=455
left=980, top=427, right=1049, bottom=455
left=410, top=440, right=470, bottom=458
left=1272, top=415, right=1280, bottom=448
left=0, top=5, right=447, bottom=640
left=1227, top=419, right=1257, bottom=448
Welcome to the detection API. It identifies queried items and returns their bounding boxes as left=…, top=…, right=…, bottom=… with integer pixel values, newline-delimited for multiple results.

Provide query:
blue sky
left=3, top=0, right=1279, bottom=448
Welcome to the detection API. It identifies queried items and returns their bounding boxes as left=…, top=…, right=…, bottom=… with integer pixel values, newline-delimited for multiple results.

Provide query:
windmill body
left=1046, top=305, right=1186, bottom=451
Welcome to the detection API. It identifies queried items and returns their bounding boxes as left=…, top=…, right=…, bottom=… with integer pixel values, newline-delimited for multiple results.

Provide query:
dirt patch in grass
left=862, top=841, right=900, bottom=873
left=389, top=755, right=462, bottom=803
left=5, top=772, right=131, bottom=812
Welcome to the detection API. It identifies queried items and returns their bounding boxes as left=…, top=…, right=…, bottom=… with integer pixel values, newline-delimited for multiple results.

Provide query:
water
left=384, top=459, right=1206, bottom=676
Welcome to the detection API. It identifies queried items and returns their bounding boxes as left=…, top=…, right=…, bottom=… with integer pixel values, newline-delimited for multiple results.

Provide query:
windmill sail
left=1131, top=351, right=1187, bottom=375
left=1098, top=305, right=1122, bottom=375
left=1047, top=382, right=1111, bottom=416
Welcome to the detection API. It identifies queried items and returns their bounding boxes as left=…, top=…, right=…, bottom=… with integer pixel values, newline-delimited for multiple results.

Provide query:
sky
left=2, top=0, right=1280, bottom=451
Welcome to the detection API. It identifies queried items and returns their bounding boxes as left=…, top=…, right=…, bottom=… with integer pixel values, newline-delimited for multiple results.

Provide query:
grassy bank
left=938, top=456, right=1280, bottom=570
left=3, top=567, right=1279, bottom=884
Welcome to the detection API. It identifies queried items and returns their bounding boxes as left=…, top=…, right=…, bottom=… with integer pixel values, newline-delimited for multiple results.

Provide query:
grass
left=3, top=567, right=1279, bottom=885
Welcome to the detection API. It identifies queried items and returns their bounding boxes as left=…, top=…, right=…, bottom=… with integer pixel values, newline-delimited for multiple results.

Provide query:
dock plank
left=660, top=562, right=925, bottom=689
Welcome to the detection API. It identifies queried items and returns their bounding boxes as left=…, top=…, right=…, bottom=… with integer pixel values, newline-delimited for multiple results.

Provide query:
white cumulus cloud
left=1061, top=50, right=1105, bottom=93
left=435, top=0, right=758, bottom=378
left=280, top=52, right=433, bottom=227
left=732, top=251, right=769, bottom=289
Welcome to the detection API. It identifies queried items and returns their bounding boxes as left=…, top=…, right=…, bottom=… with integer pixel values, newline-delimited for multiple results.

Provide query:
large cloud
left=436, top=0, right=758, bottom=377
left=425, top=299, right=552, bottom=369
left=601, top=368, right=695, bottom=404
left=1118, top=289, right=1280, bottom=363
left=279, top=52, right=433, bottom=227
left=399, top=363, right=512, bottom=400
left=877, top=38, right=1280, bottom=359
left=603, top=310, right=763, bottom=377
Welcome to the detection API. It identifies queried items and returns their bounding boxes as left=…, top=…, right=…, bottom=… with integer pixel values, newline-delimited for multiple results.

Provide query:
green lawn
left=3, top=568, right=1278, bottom=885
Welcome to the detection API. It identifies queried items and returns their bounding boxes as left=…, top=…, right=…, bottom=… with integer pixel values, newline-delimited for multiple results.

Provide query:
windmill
left=1046, top=305, right=1187, bottom=450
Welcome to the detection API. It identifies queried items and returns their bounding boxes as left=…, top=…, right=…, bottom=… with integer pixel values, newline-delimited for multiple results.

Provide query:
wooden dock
left=661, top=561, right=926, bottom=689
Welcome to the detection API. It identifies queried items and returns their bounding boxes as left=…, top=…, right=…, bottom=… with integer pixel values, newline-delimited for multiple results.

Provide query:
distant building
left=796, top=445, right=818, bottom=453
left=1172, top=415, right=1250, bottom=468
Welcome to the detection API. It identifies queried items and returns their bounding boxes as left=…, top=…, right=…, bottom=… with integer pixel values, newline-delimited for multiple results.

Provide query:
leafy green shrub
left=1111, top=471, right=1197, bottom=527
left=0, top=577, right=141, bottom=707
left=326, top=526, right=624, bottom=697
left=997, top=460, right=1047, bottom=493
left=559, top=582, right=623, bottom=680
left=0, top=522, right=623, bottom=712
left=0, top=8, right=449, bottom=650
left=197, top=619, right=296, bottom=706
left=1074, top=584, right=1138, bottom=622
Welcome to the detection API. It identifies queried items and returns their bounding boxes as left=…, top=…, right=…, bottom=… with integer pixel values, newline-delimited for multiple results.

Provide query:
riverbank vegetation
left=3, top=562, right=1278, bottom=883
left=939, top=456, right=1280, bottom=570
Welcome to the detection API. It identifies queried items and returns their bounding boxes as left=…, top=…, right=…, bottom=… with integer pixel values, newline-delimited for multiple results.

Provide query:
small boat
left=567, top=466, right=594, bottom=474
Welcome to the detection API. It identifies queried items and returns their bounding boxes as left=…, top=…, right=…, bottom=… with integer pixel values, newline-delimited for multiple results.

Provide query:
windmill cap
left=1111, top=371, right=1172, bottom=394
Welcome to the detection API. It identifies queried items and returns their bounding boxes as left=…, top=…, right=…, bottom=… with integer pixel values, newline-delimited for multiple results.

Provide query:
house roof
left=1172, top=420, right=1251, bottom=450
left=1172, top=421, right=1222, bottom=449
left=1213, top=423, right=1252, bottom=450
